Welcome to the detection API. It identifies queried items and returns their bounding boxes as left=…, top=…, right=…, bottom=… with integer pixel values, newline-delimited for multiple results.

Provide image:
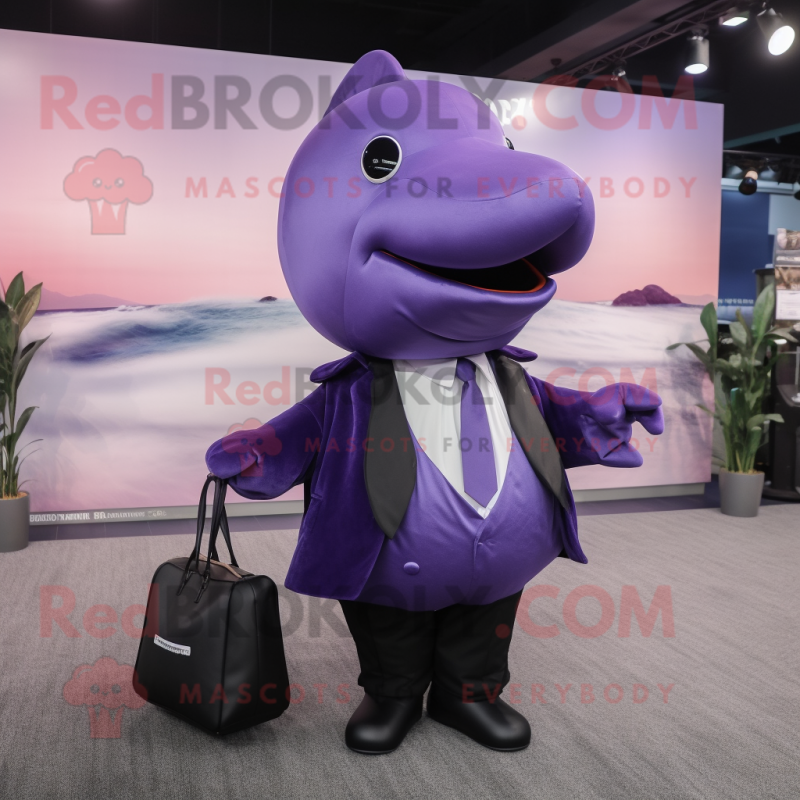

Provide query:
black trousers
left=340, top=590, right=523, bottom=701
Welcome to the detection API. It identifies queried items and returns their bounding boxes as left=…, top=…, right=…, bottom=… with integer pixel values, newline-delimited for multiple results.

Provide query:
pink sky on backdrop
left=0, top=30, right=722, bottom=305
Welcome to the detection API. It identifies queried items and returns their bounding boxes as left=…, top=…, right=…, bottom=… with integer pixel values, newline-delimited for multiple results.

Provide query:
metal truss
left=724, top=149, right=800, bottom=184
left=555, top=0, right=758, bottom=80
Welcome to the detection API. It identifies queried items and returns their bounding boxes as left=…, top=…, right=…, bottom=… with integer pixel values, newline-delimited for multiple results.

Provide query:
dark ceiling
left=2, top=0, right=799, bottom=155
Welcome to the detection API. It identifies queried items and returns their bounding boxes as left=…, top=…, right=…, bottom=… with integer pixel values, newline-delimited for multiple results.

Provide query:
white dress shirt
left=393, top=354, right=512, bottom=517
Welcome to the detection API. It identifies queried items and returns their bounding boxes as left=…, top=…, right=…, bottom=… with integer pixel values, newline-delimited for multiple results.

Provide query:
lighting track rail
left=724, top=149, right=800, bottom=197
left=539, top=0, right=757, bottom=80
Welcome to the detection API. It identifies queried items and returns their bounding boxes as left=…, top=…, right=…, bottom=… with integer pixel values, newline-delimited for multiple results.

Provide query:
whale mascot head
left=278, top=50, right=594, bottom=359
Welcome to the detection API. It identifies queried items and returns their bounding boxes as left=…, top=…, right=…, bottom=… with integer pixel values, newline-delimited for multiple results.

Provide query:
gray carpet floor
left=0, top=505, right=797, bottom=800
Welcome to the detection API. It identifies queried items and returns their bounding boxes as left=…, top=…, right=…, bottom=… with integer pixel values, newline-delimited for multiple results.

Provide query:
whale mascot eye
left=361, top=136, right=402, bottom=183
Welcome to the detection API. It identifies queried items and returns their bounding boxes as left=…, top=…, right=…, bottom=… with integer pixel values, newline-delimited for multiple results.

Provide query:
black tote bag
left=133, top=475, right=290, bottom=735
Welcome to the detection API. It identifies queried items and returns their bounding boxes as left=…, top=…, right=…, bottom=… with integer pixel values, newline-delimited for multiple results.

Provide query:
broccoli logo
left=221, top=421, right=282, bottom=478
left=227, top=418, right=264, bottom=436
left=62, top=657, right=146, bottom=738
left=64, top=149, right=153, bottom=235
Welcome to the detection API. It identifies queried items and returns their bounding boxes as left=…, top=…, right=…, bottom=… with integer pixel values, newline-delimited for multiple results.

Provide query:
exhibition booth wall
left=0, top=29, right=722, bottom=522
left=719, top=189, right=800, bottom=317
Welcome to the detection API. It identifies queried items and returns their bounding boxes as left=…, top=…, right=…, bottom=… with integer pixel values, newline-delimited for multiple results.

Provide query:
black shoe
left=345, top=693, right=423, bottom=754
left=426, top=687, right=531, bottom=751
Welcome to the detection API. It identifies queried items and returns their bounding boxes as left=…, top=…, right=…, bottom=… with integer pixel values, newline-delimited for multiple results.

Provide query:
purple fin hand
left=580, top=383, right=664, bottom=468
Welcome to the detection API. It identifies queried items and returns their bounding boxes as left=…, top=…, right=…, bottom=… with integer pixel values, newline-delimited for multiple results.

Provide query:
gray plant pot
left=719, top=470, right=765, bottom=518
left=0, top=493, right=30, bottom=552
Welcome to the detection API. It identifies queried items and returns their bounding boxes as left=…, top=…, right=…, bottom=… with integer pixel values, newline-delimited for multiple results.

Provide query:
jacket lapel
left=492, top=354, right=571, bottom=511
left=364, top=353, right=570, bottom=539
left=364, top=358, right=417, bottom=539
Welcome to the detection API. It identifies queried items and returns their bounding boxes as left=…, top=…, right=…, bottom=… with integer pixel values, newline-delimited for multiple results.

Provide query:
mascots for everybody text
left=207, top=51, right=664, bottom=754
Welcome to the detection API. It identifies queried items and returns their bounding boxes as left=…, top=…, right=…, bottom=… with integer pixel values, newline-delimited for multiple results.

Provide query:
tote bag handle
left=178, top=475, right=237, bottom=601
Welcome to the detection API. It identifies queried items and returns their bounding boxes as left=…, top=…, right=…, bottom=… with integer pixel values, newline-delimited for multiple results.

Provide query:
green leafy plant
left=0, top=273, right=49, bottom=499
left=668, top=284, right=795, bottom=474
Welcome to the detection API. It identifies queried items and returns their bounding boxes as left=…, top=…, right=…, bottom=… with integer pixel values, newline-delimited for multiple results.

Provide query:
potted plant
left=0, top=272, right=48, bottom=552
left=668, top=284, right=795, bottom=517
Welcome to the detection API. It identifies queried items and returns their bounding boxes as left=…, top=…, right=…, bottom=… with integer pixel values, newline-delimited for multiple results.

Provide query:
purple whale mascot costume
left=206, top=51, right=664, bottom=754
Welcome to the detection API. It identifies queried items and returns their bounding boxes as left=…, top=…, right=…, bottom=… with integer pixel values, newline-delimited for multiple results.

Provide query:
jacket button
left=403, top=562, right=420, bottom=575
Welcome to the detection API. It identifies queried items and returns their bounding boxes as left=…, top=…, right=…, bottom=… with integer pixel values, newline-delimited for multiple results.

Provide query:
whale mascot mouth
left=381, top=251, right=546, bottom=294
left=277, top=50, right=595, bottom=359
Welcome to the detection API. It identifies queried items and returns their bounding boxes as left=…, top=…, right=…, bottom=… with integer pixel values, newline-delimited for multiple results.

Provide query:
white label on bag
left=154, top=635, right=191, bottom=657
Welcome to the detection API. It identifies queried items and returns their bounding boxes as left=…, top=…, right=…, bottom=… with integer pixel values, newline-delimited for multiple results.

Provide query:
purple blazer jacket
left=206, top=346, right=655, bottom=600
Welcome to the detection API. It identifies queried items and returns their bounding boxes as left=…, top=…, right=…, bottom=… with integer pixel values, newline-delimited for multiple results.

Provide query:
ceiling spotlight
left=739, top=169, right=759, bottom=195
left=611, top=61, right=627, bottom=80
left=685, top=31, right=710, bottom=74
left=759, top=164, right=779, bottom=181
left=720, top=8, right=750, bottom=26
left=757, top=7, right=796, bottom=55
left=794, top=183, right=800, bottom=201
left=725, top=164, right=743, bottom=179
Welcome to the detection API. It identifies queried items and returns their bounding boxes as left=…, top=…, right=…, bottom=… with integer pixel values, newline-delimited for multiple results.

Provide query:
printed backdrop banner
left=774, top=229, right=800, bottom=323
left=0, top=29, right=721, bottom=516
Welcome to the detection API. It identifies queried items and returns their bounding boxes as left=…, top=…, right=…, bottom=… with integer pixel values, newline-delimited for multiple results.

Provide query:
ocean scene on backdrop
left=21, top=298, right=710, bottom=512
left=0, top=30, right=721, bottom=514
